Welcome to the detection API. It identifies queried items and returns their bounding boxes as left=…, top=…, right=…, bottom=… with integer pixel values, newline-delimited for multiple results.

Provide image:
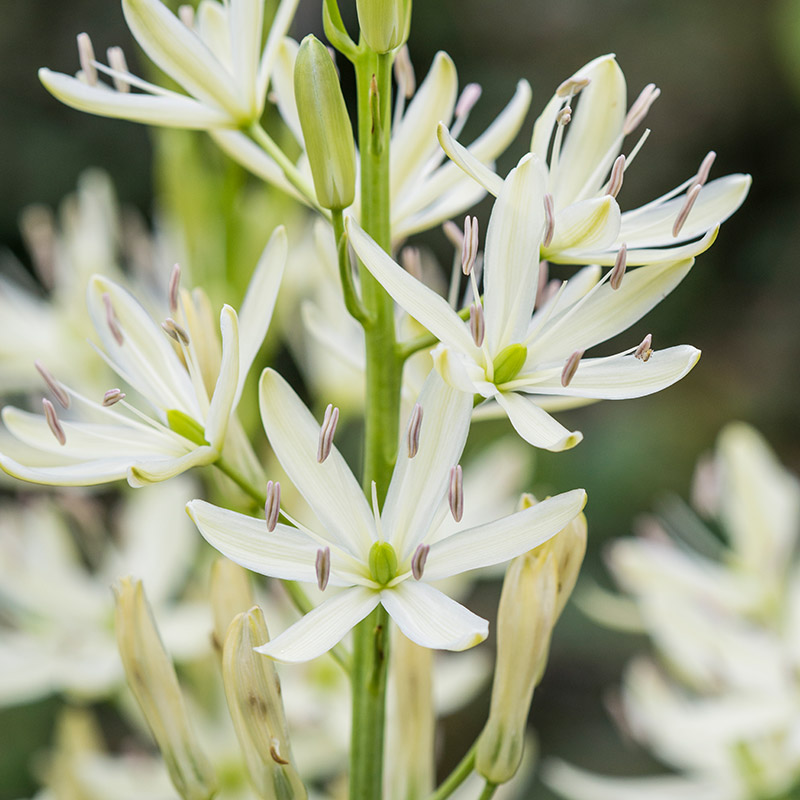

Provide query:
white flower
left=0, top=227, right=286, bottom=487
left=188, top=368, right=586, bottom=662
left=347, top=154, right=701, bottom=451
left=439, top=54, right=751, bottom=266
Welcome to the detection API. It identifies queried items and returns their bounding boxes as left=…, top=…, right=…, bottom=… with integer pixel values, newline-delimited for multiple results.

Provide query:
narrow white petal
left=437, top=123, right=504, bottom=197
left=256, top=586, right=380, bottom=662
left=346, top=218, right=477, bottom=356
left=0, top=454, right=133, bottom=486
left=196, top=0, right=230, bottom=67
left=127, top=445, right=218, bottom=486
left=495, top=391, right=582, bottom=451
left=381, top=581, right=488, bottom=651
left=229, top=0, right=263, bottom=117
left=269, top=37, right=303, bottom=145
left=256, top=0, right=302, bottom=109
left=424, top=489, right=587, bottom=580
left=234, top=228, right=287, bottom=407
left=464, top=79, right=533, bottom=163
left=545, top=196, right=621, bottom=256
left=259, top=369, right=375, bottom=557
left=204, top=305, right=240, bottom=448
left=382, top=372, right=473, bottom=560
left=432, top=345, right=485, bottom=394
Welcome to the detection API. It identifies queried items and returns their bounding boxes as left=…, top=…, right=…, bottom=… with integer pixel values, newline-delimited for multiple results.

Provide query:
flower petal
left=381, top=581, right=487, bottom=651
left=127, top=445, right=218, bottom=486
left=203, top=305, right=239, bottom=448
left=436, top=122, right=504, bottom=197
left=229, top=0, right=263, bottom=117
left=544, top=196, right=621, bottom=257
left=424, top=489, right=587, bottom=580
left=0, top=454, right=133, bottom=486
left=255, top=586, right=380, bottom=662
left=256, top=0, right=302, bottom=111
left=494, top=391, right=582, bottom=451
left=269, top=37, right=303, bottom=145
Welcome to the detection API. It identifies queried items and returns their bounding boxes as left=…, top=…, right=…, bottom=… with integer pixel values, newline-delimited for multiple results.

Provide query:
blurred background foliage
left=2, top=0, right=800, bottom=797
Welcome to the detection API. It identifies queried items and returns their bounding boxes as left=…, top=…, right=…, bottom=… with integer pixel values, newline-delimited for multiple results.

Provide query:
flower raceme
left=347, top=155, right=702, bottom=452
left=0, top=227, right=287, bottom=488
left=439, top=54, right=751, bottom=267
left=187, top=368, right=587, bottom=662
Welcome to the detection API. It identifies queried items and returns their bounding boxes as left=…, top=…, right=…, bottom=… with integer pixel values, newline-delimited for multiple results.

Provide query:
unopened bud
left=210, top=558, right=254, bottom=655
left=294, top=35, right=356, bottom=210
left=356, top=0, right=412, bottom=53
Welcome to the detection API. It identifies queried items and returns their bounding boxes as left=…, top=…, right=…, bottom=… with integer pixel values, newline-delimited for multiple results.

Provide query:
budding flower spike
left=187, top=369, right=586, bottom=662
left=438, top=53, right=751, bottom=266
left=0, top=227, right=287, bottom=488
left=347, top=155, right=702, bottom=452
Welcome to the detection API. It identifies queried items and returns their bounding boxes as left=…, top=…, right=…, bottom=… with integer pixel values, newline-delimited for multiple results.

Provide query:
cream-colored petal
left=544, top=196, right=621, bottom=256
left=202, top=305, right=239, bottom=448
left=494, top=390, right=582, bottom=452
left=437, top=123, right=504, bottom=197
left=229, top=0, right=263, bottom=117
left=0, top=454, right=133, bottom=486
left=127, top=445, right=218, bottom=486
left=256, top=0, right=302, bottom=111
left=270, top=37, right=303, bottom=145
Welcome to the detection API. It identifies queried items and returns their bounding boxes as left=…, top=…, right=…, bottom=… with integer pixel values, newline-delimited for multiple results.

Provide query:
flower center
left=166, top=409, right=208, bottom=446
left=492, top=344, right=527, bottom=386
left=368, top=541, right=399, bottom=586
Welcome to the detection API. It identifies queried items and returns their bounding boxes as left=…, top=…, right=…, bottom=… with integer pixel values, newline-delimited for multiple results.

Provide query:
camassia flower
left=0, top=227, right=287, bottom=487
left=188, top=369, right=586, bottom=662
left=347, top=155, right=701, bottom=451
left=439, top=54, right=751, bottom=267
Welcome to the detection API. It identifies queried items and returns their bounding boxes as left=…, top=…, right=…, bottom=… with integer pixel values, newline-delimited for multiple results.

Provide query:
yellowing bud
left=210, top=557, right=255, bottom=655
left=113, top=577, right=217, bottom=800
left=356, top=0, right=412, bottom=53
left=222, top=606, right=307, bottom=800
left=294, top=35, right=356, bottom=210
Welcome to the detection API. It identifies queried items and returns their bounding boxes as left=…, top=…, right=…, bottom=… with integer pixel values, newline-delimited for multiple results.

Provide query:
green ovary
left=492, top=344, right=527, bottom=386
left=368, top=541, right=399, bottom=586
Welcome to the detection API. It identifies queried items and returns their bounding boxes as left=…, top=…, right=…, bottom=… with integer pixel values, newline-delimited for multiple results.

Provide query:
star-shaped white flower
left=0, top=228, right=286, bottom=487
left=439, top=54, right=751, bottom=267
left=347, top=154, right=701, bottom=451
left=188, top=368, right=586, bottom=662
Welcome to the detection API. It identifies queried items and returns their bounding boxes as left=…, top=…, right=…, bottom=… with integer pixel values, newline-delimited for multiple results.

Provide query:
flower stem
left=427, top=744, right=477, bottom=800
left=478, top=782, right=499, bottom=800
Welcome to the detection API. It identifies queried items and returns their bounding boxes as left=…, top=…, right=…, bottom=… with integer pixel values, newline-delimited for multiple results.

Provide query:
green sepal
left=167, top=409, right=209, bottom=446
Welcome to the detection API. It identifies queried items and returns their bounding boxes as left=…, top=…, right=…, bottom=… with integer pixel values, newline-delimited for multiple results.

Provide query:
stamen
left=623, top=83, right=661, bottom=136
left=400, top=246, right=422, bottom=280
left=556, top=76, right=590, bottom=98
left=449, top=465, right=463, bottom=522
left=635, top=333, right=653, bottom=362
left=35, top=361, right=70, bottom=409
left=461, top=215, right=479, bottom=276
left=606, top=155, right=626, bottom=198
left=161, top=317, right=190, bottom=346
left=42, top=398, right=66, bottom=446
left=672, top=184, right=702, bottom=238
left=411, top=543, right=430, bottom=580
left=535, top=260, right=549, bottom=309
left=560, top=349, right=584, bottom=387
left=315, top=546, right=331, bottom=591
left=543, top=193, right=555, bottom=248
left=689, top=150, right=716, bottom=192
left=443, top=220, right=464, bottom=251
left=265, top=480, right=281, bottom=532
left=76, top=33, right=98, bottom=86
left=469, top=303, right=485, bottom=347
left=106, top=47, right=130, bottom=92
left=270, top=738, right=290, bottom=765
left=168, top=263, right=181, bottom=313
left=406, top=403, right=423, bottom=458
left=103, top=293, right=124, bottom=346
left=456, top=83, right=482, bottom=119
left=556, top=105, right=572, bottom=126
left=609, top=243, right=627, bottom=290
left=178, top=4, right=194, bottom=28
left=539, top=278, right=562, bottom=308
left=393, top=45, right=416, bottom=99
left=103, top=388, right=126, bottom=407
left=317, top=403, right=339, bottom=463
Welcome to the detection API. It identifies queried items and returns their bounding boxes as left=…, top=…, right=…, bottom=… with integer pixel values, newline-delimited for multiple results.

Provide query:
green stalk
left=427, top=744, right=477, bottom=800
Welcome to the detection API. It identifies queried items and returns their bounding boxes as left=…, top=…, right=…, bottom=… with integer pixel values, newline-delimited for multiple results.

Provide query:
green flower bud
left=369, top=541, right=398, bottom=585
left=209, top=558, right=254, bottom=655
left=356, top=0, right=412, bottom=53
left=294, top=35, right=356, bottom=210
left=492, top=343, right=527, bottom=386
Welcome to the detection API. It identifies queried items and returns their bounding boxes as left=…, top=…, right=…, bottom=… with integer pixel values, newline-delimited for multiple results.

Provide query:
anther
left=42, top=398, right=66, bottom=446
left=317, top=403, right=339, bottom=463
left=400, top=246, right=422, bottom=280
left=560, top=350, right=584, bottom=387
left=102, top=388, right=126, bottom=407
left=456, top=83, right=482, bottom=119
left=689, top=150, right=716, bottom=194
left=543, top=193, right=555, bottom=248
left=77, top=33, right=98, bottom=86
left=270, top=738, right=290, bottom=765
left=265, top=480, right=281, bottom=532
left=103, top=293, right=124, bottom=346
left=556, top=106, right=572, bottom=126
left=315, top=546, right=331, bottom=591
left=635, top=333, right=653, bottom=362
left=540, top=278, right=562, bottom=308
left=606, top=155, right=626, bottom=198
left=556, top=76, right=590, bottom=98
left=469, top=303, right=485, bottom=347
left=449, top=465, right=463, bottom=523
left=411, top=543, right=430, bottom=580
left=178, top=4, right=195, bottom=28
left=35, top=361, right=69, bottom=409
left=610, top=243, right=627, bottom=290
left=672, top=184, right=701, bottom=238
left=461, top=215, right=479, bottom=276
left=161, top=317, right=190, bottom=346
left=106, top=46, right=130, bottom=92
left=168, top=263, right=181, bottom=313
left=535, top=260, right=549, bottom=309
left=406, top=403, right=423, bottom=458
left=623, top=83, right=661, bottom=136
left=443, top=220, right=464, bottom=251
left=393, top=45, right=416, bottom=99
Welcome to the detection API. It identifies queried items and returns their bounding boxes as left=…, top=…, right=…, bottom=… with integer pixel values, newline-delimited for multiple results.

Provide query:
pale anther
left=411, top=543, right=430, bottom=581
left=469, top=303, right=485, bottom=347
left=270, top=738, right=290, bottom=765
left=606, top=154, right=626, bottom=198
left=610, top=243, right=628, bottom=290
left=315, top=547, right=331, bottom=591
left=102, top=388, right=125, bottom=407
left=406, top=403, right=423, bottom=458
left=393, top=46, right=416, bottom=99
left=623, top=83, right=661, bottom=135
left=400, top=246, right=422, bottom=280
left=77, top=33, right=98, bottom=86
left=543, top=193, right=555, bottom=248
left=556, top=106, right=572, bottom=126
left=317, top=403, right=339, bottom=463
left=42, top=398, right=66, bottom=446
left=456, top=83, right=483, bottom=119
left=106, top=47, right=130, bottom=92
left=443, top=220, right=464, bottom=250
left=168, top=263, right=181, bottom=313
left=672, top=184, right=702, bottom=238
left=556, top=76, right=590, bottom=98
left=535, top=260, right=549, bottom=309
left=461, top=215, right=479, bottom=276
left=265, top=480, right=281, bottom=532
left=561, top=349, right=584, bottom=387
left=449, top=465, right=464, bottom=523
left=103, top=292, right=124, bottom=346
left=635, top=333, right=653, bottom=362
left=689, top=150, right=716, bottom=193
left=35, top=361, right=69, bottom=409
left=178, top=4, right=194, bottom=28
left=161, top=317, right=190, bottom=346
